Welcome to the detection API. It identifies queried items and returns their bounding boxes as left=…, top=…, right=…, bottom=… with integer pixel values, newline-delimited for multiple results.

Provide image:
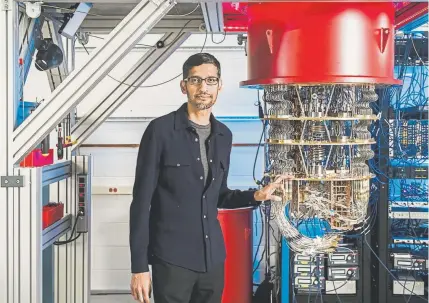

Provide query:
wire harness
left=264, top=84, right=379, bottom=254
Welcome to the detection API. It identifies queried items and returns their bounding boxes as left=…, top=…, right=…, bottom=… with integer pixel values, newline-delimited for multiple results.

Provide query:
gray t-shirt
left=189, top=120, right=211, bottom=185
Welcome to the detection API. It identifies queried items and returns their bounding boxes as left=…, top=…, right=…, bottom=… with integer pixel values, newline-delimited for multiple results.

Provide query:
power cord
left=253, top=91, right=267, bottom=186
left=54, top=212, right=83, bottom=245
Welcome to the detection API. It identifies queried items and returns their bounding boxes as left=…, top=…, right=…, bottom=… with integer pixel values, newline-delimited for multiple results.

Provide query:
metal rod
left=295, top=85, right=306, bottom=117
left=323, top=121, right=331, bottom=142
left=325, top=146, right=333, bottom=170
left=300, top=121, right=307, bottom=141
left=298, top=146, right=309, bottom=176
left=325, top=84, right=336, bottom=116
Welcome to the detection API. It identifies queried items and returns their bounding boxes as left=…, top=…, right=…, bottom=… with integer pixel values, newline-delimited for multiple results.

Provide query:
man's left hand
left=253, top=176, right=290, bottom=202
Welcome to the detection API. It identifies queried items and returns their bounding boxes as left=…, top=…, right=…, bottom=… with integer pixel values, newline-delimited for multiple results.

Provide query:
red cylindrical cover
left=218, top=207, right=253, bottom=303
left=240, top=2, right=401, bottom=87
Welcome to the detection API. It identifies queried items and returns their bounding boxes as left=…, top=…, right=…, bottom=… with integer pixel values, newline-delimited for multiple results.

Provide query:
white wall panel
left=92, top=247, right=131, bottom=270
left=92, top=152, right=138, bottom=177
left=92, top=270, right=132, bottom=291
left=92, top=196, right=130, bottom=223
left=92, top=222, right=129, bottom=247
left=83, top=122, right=148, bottom=144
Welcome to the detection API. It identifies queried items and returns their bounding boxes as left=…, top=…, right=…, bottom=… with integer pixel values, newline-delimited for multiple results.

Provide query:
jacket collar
left=174, top=102, right=224, bottom=135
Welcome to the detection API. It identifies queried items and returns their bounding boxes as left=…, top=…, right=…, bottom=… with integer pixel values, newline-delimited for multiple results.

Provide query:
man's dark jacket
left=130, top=102, right=257, bottom=273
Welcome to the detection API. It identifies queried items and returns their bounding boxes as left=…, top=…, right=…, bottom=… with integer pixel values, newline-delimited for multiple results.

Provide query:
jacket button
left=205, top=235, right=209, bottom=238
left=177, top=164, right=180, bottom=166
left=203, top=215, right=207, bottom=219
left=195, top=138, right=198, bottom=142
left=197, top=157, right=200, bottom=161
left=203, top=195, right=206, bottom=199
left=209, top=159, right=213, bottom=163
left=212, top=178, right=215, bottom=181
left=200, top=176, right=203, bottom=180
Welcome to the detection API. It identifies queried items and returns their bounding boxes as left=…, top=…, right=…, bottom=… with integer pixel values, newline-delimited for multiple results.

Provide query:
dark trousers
left=151, top=258, right=224, bottom=303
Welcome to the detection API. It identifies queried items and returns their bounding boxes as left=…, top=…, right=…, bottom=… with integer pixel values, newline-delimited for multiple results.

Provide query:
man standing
left=130, top=53, right=282, bottom=303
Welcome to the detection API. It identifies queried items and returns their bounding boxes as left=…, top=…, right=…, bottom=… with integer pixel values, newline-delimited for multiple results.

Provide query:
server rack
left=373, top=33, right=428, bottom=303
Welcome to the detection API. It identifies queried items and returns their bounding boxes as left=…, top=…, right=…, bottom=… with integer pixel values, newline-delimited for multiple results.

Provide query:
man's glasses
left=184, top=76, right=219, bottom=86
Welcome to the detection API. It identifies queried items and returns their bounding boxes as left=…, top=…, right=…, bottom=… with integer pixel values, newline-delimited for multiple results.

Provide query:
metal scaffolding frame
left=12, top=0, right=174, bottom=165
left=0, top=0, right=180, bottom=302
left=71, top=30, right=191, bottom=149
left=0, top=2, right=19, bottom=301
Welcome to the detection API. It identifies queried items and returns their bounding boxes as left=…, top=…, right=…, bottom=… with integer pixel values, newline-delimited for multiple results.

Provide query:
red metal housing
left=240, top=2, right=401, bottom=87
left=222, top=2, right=428, bottom=33
left=218, top=207, right=253, bottom=303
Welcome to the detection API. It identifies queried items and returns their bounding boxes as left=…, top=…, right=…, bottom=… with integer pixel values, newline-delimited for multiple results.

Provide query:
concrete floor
left=91, top=294, right=155, bottom=303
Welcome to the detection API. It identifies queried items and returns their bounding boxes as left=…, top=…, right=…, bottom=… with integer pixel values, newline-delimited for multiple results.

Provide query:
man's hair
left=182, top=53, right=221, bottom=79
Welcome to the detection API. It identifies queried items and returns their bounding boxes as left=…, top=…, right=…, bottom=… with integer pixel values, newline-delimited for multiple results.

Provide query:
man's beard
left=190, top=95, right=216, bottom=110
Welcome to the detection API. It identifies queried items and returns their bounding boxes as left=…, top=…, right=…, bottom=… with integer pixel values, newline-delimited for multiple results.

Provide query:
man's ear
left=218, top=79, right=223, bottom=91
left=180, top=80, right=187, bottom=94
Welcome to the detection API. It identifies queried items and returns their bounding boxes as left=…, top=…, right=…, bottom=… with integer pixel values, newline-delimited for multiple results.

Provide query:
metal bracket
left=1, top=0, right=10, bottom=11
left=24, top=2, right=42, bottom=18
left=375, top=27, right=390, bottom=54
left=1, top=176, right=24, bottom=187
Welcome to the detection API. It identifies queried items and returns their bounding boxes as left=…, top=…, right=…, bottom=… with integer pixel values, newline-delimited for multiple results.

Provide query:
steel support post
left=0, top=2, right=19, bottom=301
left=12, top=0, right=175, bottom=164
left=53, top=156, right=92, bottom=303
left=361, top=238, right=372, bottom=303
left=13, top=167, right=44, bottom=303
left=49, top=157, right=74, bottom=302
left=374, top=87, right=390, bottom=303
left=201, top=2, right=224, bottom=32
left=71, top=30, right=191, bottom=149
left=38, top=19, right=72, bottom=303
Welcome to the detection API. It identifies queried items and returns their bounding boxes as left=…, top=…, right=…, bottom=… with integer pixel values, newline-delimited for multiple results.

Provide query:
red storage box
left=42, top=203, right=64, bottom=229
left=20, top=148, right=54, bottom=167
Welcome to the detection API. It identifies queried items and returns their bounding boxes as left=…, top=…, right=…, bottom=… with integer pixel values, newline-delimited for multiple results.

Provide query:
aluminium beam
left=12, top=0, right=175, bottom=165
left=201, top=2, right=223, bottom=32
left=53, top=156, right=91, bottom=303
left=80, top=17, right=204, bottom=34
left=0, top=2, right=19, bottom=302
left=13, top=167, right=44, bottom=303
left=71, top=30, right=191, bottom=149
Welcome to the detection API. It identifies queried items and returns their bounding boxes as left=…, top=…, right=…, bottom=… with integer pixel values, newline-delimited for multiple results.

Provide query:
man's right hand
left=130, top=272, right=151, bottom=303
